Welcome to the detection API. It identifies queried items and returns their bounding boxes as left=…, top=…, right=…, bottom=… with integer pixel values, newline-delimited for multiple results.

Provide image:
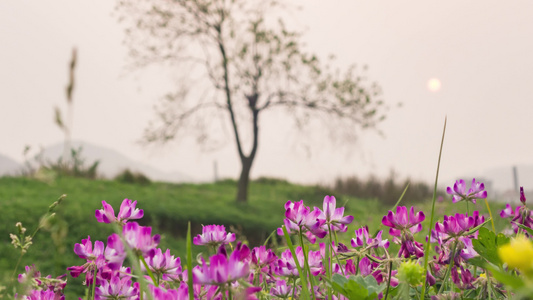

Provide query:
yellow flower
left=498, top=235, right=533, bottom=273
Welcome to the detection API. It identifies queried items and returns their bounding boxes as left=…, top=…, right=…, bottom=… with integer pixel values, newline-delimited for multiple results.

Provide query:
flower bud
left=398, top=260, right=424, bottom=286
left=520, top=186, right=527, bottom=204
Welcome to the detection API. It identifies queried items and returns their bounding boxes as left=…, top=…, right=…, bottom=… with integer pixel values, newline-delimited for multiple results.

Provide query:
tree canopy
left=116, top=0, right=387, bottom=202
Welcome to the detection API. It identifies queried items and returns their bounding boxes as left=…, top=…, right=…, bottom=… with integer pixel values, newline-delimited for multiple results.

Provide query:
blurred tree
left=116, top=0, right=386, bottom=203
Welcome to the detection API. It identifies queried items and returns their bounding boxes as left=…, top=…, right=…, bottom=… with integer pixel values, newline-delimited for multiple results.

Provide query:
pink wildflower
left=446, top=178, right=487, bottom=204
left=122, top=222, right=160, bottom=257
left=193, top=225, right=236, bottom=247
left=95, top=199, right=143, bottom=224
left=319, top=195, right=354, bottom=232
left=193, top=248, right=249, bottom=285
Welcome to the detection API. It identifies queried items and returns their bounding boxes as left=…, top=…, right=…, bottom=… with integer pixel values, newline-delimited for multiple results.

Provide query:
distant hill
left=0, top=153, right=22, bottom=176
left=38, top=140, right=191, bottom=182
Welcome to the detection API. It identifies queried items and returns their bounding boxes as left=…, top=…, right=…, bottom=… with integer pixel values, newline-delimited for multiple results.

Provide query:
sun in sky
left=427, top=78, right=442, bottom=92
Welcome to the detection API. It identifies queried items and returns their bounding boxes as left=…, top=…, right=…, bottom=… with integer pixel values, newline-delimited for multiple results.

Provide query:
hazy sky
left=1, top=1, right=533, bottom=186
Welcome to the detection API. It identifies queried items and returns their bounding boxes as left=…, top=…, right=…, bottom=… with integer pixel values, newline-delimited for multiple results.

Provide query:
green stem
left=355, top=257, right=360, bottom=275
left=331, top=228, right=345, bottom=276
left=92, top=265, right=97, bottom=300
left=10, top=253, right=24, bottom=283
left=438, top=240, right=457, bottom=294
left=298, top=231, right=316, bottom=300
left=384, top=260, right=393, bottom=300
left=326, top=225, right=333, bottom=300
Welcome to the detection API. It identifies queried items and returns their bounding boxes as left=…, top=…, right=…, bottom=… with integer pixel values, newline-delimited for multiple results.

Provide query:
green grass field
left=0, top=175, right=509, bottom=297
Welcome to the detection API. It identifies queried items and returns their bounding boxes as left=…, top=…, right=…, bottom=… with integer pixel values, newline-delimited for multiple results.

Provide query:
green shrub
left=114, top=169, right=151, bottom=185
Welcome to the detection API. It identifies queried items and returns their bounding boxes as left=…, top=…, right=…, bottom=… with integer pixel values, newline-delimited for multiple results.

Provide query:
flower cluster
left=446, top=178, right=487, bottom=204
left=431, top=210, right=485, bottom=265
left=277, top=196, right=354, bottom=243
left=382, top=206, right=425, bottom=258
left=500, top=187, right=533, bottom=235
left=14, top=178, right=533, bottom=300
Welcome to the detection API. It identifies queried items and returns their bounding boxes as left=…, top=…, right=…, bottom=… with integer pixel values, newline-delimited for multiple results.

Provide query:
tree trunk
left=236, top=158, right=253, bottom=203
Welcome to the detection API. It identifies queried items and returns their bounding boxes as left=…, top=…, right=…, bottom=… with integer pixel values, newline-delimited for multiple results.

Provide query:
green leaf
left=330, top=274, right=385, bottom=300
left=353, top=275, right=386, bottom=296
left=496, top=232, right=510, bottom=246
left=471, top=227, right=502, bottom=266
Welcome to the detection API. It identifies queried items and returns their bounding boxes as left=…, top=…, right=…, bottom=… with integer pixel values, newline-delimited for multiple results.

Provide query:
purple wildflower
left=318, top=195, right=354, bottom=232
left=67, top=236, right=108, bottom=285
left=459, top=237, right=478, bottom=260
left=270, top=280, right=293, bottom=298
left=142, top=248, right=182, bottom=281
left=451, top=265, right=474, bottom=290
left=277, top=200, right=327, bottom=240
left=521, top=186, right=527, bottom=204
left=18, top=289, right=64, bottom=300
left=382, top=206, right=425, bottom=237
left=500, top=203, right=533, bottom=234
left=17, top=266, right=67, bottom=300
left=351, top=226, right=389, bottom=249
left=73, top=236, right=105, bottom=260
left=95, top=199, right=143, bottom=224
left=382, top=206, right=425, bottom=258
left=193, top=225, right=236, bottom=247
left=431, top=212, right=483, bottom=266
left=148, top=283, right=189, bottom=300
left=122, top=222, right=160, bottom=258
left=18, top=265, right=41, bottom=285
left=104, top=233, right=127, bottom=265
left=250, top=245, right=277, bottom=281
left=193, top=248, right=249, bottom=286
left=275, top=246, right=323, bottom=277
left=446, top=178, right=487, bottom=204
left=95, top=272, right=139, bottom=300
left=434, top=211, right=485, bottom=239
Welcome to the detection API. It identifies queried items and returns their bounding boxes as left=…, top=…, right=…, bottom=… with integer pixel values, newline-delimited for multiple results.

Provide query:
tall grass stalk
left=326, top=226, right=333, bottom=300
left=140, top=255, right=157, bottom=287
left=484, top=198, right=496, bottom=232
left=393, top=183, right=410, bottom=211
left=420, top=117, right=447, bottom=299
left=186, top=222, right=194, bottom=300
